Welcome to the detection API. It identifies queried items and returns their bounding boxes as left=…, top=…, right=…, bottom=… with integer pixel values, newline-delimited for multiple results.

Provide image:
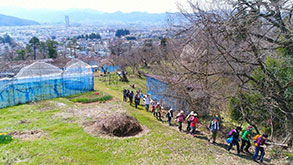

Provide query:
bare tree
left=165, top=0, right=293, bottom=147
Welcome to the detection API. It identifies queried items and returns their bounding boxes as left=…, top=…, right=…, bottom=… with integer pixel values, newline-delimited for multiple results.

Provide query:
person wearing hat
left=252, top=134, right=268, bottom=163
left=166, top=108, right=174, bottom=126
left=176, top=111, right=185, bottom=132
left=185, top=111, right=195, bottom=132
left=190, top=113, right=198, bottom=136
left=129, top=91, right=134, bottom=106
left=155, top=102, right=162, bottom=121
left=144, top=94, right=151, bottom=112
left=209, top=117, right=220, bottom=144
left=241, top=126, right=253, bottom=154
left=134, top=92, right=140, bottom=108
left=227, top=126, right=242, bottom=154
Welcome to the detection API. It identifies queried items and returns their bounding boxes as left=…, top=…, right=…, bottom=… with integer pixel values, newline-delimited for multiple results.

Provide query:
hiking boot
left=245, top=150, right=251, bottom=155
left=253, top=159, right=258, bottom=163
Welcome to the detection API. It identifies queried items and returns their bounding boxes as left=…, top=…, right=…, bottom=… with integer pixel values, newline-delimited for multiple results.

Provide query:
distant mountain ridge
left=0, top=14, right=40, bottom=26
left=0, top=8, right=172, bottom=25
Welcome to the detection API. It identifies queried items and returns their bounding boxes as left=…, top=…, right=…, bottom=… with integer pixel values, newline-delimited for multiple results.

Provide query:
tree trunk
left=101, top=67, right=107, bottom=75
left=33, top=47, right=36, bottom=60
left=285, top=113, right=293, bottom=147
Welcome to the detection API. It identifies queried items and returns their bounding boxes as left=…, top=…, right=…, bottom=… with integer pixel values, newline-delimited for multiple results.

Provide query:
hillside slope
left=0, top=8, right=169, bottom=24
left=0, top=14, right=40, bottom=26
left=0, top=76, right=288, bottom=164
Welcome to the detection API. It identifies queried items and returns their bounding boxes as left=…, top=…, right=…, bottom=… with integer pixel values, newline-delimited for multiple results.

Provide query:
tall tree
left=46, top=40, right=58, bottom=59
left=39, top=41, right=47, bottom=59
left=29, top=37, right=40, bottom=60
left=16, top=49, right=26, bottom=61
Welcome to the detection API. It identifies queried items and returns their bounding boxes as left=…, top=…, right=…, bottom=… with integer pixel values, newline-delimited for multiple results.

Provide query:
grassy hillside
left=0, top=76, right=287, bottom=164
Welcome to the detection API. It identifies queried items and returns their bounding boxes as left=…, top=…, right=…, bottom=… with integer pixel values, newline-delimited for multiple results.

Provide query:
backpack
left=228, top=129, right=236, bottom=137
left=166, top=112, right=170, bottom=118
left=253, top=134, right=261, bottom=146
left=226, top=136, right=233, bottom=144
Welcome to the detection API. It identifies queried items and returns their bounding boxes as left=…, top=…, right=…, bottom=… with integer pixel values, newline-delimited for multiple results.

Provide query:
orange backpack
left=253, top=134, right=261, bottom=146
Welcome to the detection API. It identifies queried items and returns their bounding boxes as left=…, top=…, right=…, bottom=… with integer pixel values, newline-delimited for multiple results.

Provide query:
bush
left=229, top=97, right=242, bottom=121
left=0, top=133, right=13, bottom=144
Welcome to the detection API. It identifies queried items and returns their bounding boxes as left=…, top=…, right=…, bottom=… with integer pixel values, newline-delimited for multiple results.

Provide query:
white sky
left=0, top=0, right=183, bottom=13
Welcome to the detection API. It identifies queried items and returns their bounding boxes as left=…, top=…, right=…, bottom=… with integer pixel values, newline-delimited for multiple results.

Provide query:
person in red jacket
left=190, top=113, right=198, bottom=136
left=176, top=111, right=185, bottom=132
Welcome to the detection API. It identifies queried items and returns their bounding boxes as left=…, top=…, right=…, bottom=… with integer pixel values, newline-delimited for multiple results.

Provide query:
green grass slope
left=0, top=77, right=257, bottom=164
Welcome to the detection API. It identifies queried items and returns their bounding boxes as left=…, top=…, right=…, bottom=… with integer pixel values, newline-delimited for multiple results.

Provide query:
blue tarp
left=0, top=61, right=94, bottom=109
left=0, top=74, right=94, bottom=109
left=100, top=66, right=120, bottom=73
left=146, top=75, right=181, bottom=111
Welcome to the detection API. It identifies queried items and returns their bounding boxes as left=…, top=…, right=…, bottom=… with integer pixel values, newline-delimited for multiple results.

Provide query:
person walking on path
left=151, top=100, right=157, bottom=116
left=252, top=134, right=268, bottom=163
left=139, top=92, right=144, bottom=105
left=166, top=108, right=173, bottom=126
left=134, top=92, right=140, bottom=108
left=227, top=126, right=242, bottom=154
left=137, top=91, right=141, bottom=106
left=176, top=111, right=185, bottom=132
left=123, top=89, right=127, bottom=102
left=185, top=111, right=194, bottom=132
left=190, top=113, right=198, bottom=136
left=154, top=102, right=162, bottom=121
left=241, top=126, right=253, bottom=154
left=144, top=94, right=150, bottom=111
left=209, top=117, right=220, bottom=144
left=129, top=91, right=134, bottom=106
left=125, top=90, right=129, bottom=102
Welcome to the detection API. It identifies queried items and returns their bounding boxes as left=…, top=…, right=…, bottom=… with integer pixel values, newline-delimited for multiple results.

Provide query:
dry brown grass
left=9, top=130, right=46, bottom=141
left=87, top=113, right=143, bottom=137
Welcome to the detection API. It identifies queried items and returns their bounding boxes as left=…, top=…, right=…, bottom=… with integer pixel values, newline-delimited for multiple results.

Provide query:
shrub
left=0, top=133, right=13, bottom=144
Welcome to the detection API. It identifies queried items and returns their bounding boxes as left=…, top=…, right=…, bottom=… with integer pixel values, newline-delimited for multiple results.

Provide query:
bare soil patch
left=34, top=101, right=66, bottom=111
left=56, top=100, right=148, bottom=138
left=18, top=120, right=31, bottom=124
left=9, top=130, right=46, bottom=141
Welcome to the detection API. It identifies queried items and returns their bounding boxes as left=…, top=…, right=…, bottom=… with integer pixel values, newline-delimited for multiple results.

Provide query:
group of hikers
left=122, top=89, right=269, bottom=163
left=123, top=88, right=145, bottom=109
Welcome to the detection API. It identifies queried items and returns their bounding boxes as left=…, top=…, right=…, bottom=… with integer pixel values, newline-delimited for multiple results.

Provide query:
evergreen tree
left=29, top=37, right=40, bottom=60
left=46, top=40, right=58, bottom=59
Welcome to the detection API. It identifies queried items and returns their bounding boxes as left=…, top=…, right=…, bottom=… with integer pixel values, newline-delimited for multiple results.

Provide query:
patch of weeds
left=270, top=148, right=290, bottom=159
left=65, top=91, right=92, bottom=99
left=70, top=95, right=113, bottom=103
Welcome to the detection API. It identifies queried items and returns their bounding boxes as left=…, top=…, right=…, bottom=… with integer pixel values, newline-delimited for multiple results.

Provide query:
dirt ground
left=9, top=130, right=46, bottom=141
left=56, top=99, right=148, bottom=138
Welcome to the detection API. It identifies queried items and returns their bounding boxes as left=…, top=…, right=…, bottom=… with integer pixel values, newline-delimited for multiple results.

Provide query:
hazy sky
left=0, top=0, right=182, bottom=13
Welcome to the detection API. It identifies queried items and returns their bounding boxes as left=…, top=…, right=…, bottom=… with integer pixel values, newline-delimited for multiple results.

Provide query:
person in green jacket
left=241, top=126, right=253, bottom=154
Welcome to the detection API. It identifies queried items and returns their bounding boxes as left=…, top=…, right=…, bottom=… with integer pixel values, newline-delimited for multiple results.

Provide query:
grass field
left=0, top=75, right=287, bottom=164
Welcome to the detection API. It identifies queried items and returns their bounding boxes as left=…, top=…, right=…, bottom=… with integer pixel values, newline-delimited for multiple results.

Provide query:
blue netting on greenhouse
left=0, top=60, right=94, bottom=109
